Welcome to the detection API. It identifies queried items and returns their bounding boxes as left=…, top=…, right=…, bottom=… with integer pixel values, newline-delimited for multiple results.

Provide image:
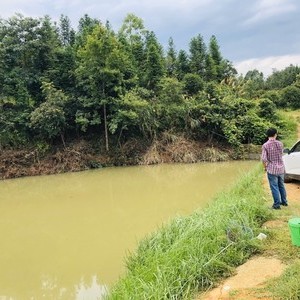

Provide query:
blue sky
left=1, top=0, right=300, bottom=77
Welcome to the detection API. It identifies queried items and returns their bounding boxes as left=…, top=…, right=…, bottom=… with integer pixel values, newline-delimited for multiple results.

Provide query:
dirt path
left=200, top=256, right=285, bottom=300
left=198, top=177, right=300, bottom=300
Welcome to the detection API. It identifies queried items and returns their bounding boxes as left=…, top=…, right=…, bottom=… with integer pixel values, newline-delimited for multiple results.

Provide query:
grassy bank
left=107, top=165, right=272, bottom=299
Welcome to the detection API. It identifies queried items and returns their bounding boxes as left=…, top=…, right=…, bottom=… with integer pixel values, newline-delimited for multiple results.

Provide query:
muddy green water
left=0, top=161, right=257, bottom=299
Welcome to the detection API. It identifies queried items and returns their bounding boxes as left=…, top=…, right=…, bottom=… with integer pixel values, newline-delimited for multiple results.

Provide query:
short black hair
left=266, top=128, right=277, bottom=137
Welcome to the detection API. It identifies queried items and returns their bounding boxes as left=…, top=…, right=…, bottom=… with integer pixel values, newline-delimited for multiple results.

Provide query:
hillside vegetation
left=1, top=13, right=300, bottom=178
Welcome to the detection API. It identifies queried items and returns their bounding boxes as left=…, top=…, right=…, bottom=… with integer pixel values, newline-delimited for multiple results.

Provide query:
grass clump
left=107, top=165, right=271, bottom=299
left=267, top=260, right=300, bottom=300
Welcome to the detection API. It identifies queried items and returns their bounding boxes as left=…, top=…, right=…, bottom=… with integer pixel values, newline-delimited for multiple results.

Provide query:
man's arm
left=261, top=145, right=268, bottom=171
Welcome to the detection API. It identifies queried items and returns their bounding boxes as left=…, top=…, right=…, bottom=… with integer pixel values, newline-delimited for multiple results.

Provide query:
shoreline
left=0, top=139, right=261, bottom=180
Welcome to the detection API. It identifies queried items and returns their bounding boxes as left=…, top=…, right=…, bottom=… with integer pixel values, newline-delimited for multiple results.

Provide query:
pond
left=0, top=160, right=257, bottom=299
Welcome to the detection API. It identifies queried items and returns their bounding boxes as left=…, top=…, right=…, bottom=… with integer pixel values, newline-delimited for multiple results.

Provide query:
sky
left=1, top=0, right=300, bottom=77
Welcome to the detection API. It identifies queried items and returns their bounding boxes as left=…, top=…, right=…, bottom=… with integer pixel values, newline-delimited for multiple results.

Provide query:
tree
left=176, top=50, right=190, bottom=80
left=262, top=90, right=281, bottom=107
left=243, top=69, right=265, bottom=98
left=280, top=86, right=300, bottom=109
left=189, top=34, right=206, bottom=77
left=205, top=54, right=217, bottom=81
left=257, top=98, right=277, bottom=119
left=75, top=23, right=133, bottom=151
left=0, top=14, right=60, bottom=102
left=207, top=35, right=224, bottom=81
left=75, top=14, right=101, bottom=49
left=220, top=59, right=237, bottom=81
left=118, top=13, right=148, bottom=87
left=110, top=88, right=156, bottom=140
left=0, top=14, right=62, bottom=146
left=165, top=37, right=177, bottom=77
left=182, top=73, right=204, bottom=95
left=59, top=14, right=75, bottom=46
left=30, top=82, right=68, bottom=145
left=143, top=31, right=165, bottom=90
left=294, top=74, right=300, bottom=89
left=157, top=77, right=183, bottom=104
left=265, top=65, right=300, bottom=89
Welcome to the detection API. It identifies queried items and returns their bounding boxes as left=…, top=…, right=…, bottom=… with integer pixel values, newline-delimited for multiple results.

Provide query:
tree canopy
left=0, top=13, right=295, bottom=150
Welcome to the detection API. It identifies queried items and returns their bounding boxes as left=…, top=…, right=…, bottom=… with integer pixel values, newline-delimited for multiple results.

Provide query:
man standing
left=261, top=128, right=288, bottom=209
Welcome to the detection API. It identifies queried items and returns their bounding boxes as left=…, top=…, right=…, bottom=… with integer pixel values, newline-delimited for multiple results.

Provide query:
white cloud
left=234, top=54, right=300, bottom=77
left=244, top=0, right=296, bottom=25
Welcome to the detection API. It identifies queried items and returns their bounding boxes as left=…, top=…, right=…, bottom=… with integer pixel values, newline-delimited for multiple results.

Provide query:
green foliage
left=0, top=13, right=291, bottom=150
left=75, top=22, right=134, bottom=143
left=257, top=97, right=277, bottom=119
left=143, top=31, right=165, bottom=89
left=183, top=73, right=204, bottom=95
left=59, top=15, right=75, bottom=46
left=243, top=69, right=265, bottom=98
left=30, top=82, right=67, bottom=140
left=118, top=14, right=147, bottom=87
left=30, top=102, right=65, bottom=139
left=176, top=49, right=190, bottom=80
left=262, top=89, right=281, bottom=107
left=294, top=74, right=300, bottom=88
left=0, top=95, right=31, bottom=147
left=221, top=119, right=242, bottom=147
left=75, top=14, right=101, bottom=49
left=266, top=64, right=300, bottom=90
left=189, top=34, right=206, bottom=77
left=110, top=88, right=156, bottom=139
left=157, top=77, right=183, bottom=104
left=207, top=35, right=223, bottom=81
left=276, top=110, right=298, bottom=148
left=280, top=86, right=300, bottom=109
left=238, top=112, right=271, bottom=145
left=165, top=37, right=177, bottom=77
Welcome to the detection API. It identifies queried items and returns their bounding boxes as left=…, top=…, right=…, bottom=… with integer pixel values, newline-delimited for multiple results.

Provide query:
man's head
left=266, top=128, right=277, bottom=138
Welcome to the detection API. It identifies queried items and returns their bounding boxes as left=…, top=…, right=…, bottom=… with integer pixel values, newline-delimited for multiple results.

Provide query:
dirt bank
left=1, top=137, right=256, bottom=180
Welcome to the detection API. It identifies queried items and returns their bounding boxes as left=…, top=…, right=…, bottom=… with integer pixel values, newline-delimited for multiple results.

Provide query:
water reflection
left=76, top=276, right=107, bottom=300
left=0, top=275, right=107, bottom=300
left=0, top=161, right=257, bottom=299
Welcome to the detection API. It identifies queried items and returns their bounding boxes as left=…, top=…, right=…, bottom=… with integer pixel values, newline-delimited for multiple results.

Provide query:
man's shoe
left=272, top=205, right=281, bottom=210
left=280, top=202, right=288, bottom=206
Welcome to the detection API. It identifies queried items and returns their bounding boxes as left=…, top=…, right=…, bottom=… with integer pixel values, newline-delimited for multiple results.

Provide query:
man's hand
left=263, top=163, right=267, bottom=172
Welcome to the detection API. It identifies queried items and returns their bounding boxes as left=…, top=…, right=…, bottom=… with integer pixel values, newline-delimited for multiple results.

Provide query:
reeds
left=107, top=165, right=271, bottom=299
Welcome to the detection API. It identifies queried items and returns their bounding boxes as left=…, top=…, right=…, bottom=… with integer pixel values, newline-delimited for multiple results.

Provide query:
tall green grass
left=107, top=165, right=272, bottom=299
left=277, top=110, right=299, bottom=148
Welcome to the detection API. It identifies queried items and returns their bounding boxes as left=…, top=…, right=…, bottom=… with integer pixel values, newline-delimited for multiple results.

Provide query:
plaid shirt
left=261, top=139, right=285, bottom=175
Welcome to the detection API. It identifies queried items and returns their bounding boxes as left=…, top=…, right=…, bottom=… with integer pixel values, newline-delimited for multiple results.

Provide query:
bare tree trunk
left=117, top=126, right=124, bottom=148
left=61, top=132, right=66, bottom=149
left=103, top=103, right=109, bottom=152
